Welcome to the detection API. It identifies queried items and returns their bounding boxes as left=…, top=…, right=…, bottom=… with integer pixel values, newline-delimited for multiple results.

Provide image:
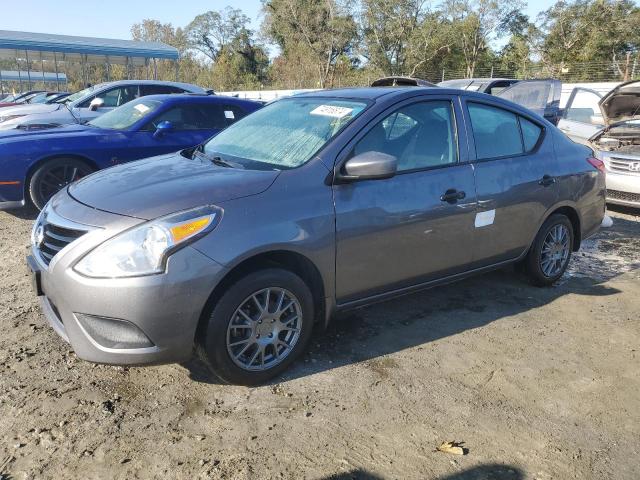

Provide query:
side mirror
left=153, top=120, right=173, bottom=138
left=339, top=151, right=397, bottom=182
left=89, top=98, right=104, bottom=111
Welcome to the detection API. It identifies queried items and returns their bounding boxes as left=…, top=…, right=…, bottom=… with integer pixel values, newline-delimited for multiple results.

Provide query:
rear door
left=498, top=80, right=562, bottom=124
left=333, top=95, right=478, bottom=304
left=462, top=98, right=559, bottom=266
left=557, top=88, right=604, bottom=144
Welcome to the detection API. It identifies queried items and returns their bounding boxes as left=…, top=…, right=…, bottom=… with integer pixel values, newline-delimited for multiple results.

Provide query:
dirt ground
left=0, top=206, right=638, bottom=480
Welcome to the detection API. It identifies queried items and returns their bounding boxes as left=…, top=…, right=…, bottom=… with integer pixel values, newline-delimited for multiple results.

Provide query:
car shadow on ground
left=184, top=261, right=623, bottom=385
left=316, top=464, right=524, bottom=479
left=5, top=205, right=38, bottom=221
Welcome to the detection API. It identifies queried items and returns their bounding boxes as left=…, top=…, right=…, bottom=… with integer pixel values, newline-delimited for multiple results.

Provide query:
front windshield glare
left=203, top=97, right=368, bottom=169
left=88, top=99, right=161, bottom=130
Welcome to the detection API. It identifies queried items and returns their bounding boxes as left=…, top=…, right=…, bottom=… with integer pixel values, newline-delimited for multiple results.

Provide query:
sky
left=0, top=0, right=557, bottom=42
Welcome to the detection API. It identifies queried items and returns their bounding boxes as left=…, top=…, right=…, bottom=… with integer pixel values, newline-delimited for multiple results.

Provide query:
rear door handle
left=539, top=175, right=556, bottom=187
left=440, top=189, right=466, bottom=203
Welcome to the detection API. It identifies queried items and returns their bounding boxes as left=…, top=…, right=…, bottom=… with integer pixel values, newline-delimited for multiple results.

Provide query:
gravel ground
left=0, top=206, right=639, bottom=480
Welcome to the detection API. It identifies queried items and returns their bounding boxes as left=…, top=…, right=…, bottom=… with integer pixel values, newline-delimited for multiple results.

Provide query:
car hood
left=67, top=152, right=280, bottom=220
left=0, top=123, right=92, bottom=141
left=599, top=80, right=640, bottom=125
left=0, top=103, right=60, bottom=118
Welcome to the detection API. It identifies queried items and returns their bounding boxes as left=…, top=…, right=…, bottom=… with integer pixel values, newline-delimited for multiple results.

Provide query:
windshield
left=88, top=98, right=161, bottom=130
left=63, top=85, right=100, bottom=105
left=203, top=97, right=368, bottom=169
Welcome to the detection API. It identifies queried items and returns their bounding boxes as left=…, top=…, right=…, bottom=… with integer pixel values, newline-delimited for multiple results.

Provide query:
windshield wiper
left=194, top=149, right=243, bottom=169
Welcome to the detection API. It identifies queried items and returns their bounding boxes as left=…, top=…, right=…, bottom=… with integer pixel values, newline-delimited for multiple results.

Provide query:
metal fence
left=431, top=60, right=640, bottom=84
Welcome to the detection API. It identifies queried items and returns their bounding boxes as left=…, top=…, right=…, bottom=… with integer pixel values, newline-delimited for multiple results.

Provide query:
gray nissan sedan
left=27, top=86, right=606, bottom=385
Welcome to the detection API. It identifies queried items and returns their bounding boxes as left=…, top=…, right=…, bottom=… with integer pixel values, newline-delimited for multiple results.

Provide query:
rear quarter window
left=519, top=117, right=543, bottom=151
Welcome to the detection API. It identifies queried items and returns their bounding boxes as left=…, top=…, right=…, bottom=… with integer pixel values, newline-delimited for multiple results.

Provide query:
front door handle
left=539, top=175, right=556, bottom=187
left=440, top=189, right=466, bottom=204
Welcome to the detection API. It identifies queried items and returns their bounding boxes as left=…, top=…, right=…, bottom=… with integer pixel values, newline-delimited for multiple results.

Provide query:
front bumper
left=606, top=171, right=640, bottom=207
left=30, top=194, right=227, bottom=366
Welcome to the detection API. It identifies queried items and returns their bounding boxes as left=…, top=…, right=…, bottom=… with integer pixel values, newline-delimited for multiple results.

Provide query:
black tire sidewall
left=198, top=268, right=315, bottom=386
left=29, top=158, right=93, bottom=210
left=526, top=214, right=574, bottom=286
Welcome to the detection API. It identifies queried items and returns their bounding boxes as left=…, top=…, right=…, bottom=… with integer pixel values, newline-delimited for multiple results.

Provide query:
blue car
left=0, top=94, right=262, bottom=210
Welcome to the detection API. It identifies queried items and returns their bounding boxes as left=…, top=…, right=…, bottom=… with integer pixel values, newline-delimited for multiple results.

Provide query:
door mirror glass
left=341, top=151, right=397, bottom=181
left=89, top=97, right=104, bottom=111
left=154, top=120, right=173, bottom=138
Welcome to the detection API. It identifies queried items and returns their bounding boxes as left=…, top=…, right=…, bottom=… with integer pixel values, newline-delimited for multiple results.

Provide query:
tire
left=197, top=268, right=315, bottom=386
left=28, top=158, right=94, bottom=210
left=525, top=214, right=574, bottom=287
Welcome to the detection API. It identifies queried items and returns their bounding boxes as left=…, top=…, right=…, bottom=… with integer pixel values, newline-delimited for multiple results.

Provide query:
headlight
left=74, top=206, right=222, bottom=278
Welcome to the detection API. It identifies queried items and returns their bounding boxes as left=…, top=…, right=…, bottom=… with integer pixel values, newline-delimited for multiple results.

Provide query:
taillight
left=587, top=157, right=605, bottom=174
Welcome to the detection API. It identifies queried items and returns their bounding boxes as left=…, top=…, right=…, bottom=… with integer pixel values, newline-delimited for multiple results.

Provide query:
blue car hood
left=67, top=152, right=280, bottom=220
left=0, top=123, right=93, bottom=142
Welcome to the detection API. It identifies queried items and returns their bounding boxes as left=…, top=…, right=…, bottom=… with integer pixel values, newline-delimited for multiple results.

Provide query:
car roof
left=137, top=93, right=262, bottom=106
left=293, top=87, right=438, bottom=100
left=89, top=80, right=208, bottom=93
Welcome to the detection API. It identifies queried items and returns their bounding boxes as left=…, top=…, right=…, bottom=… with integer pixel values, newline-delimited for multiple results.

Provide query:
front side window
left=203, top=97, right=368, bottom=170
left=565, top=90, right=602, bottom=124
left=88, top=99, right=162, bottom=130
left=353, top=100, right=458, bottom=172
left=80, top=86, right=139, bottom=108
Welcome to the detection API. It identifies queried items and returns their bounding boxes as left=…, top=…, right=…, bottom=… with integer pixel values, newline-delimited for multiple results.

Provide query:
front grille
left=607, top=157, right=640, bottom=175
left=607, top=189, right=640, bottom=204
left=37, top=221, right=87, bottom=266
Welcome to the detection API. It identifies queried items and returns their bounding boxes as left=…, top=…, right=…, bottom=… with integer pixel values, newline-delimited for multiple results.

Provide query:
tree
left=185, top=7, right=252, bottom=62
left=442, top=0, right=520, bottom=77
left=263, top=0, right=358, bottom=88
left=537, top=0, right=640, bottom=80
left=497, top=12, right=538, bottom=78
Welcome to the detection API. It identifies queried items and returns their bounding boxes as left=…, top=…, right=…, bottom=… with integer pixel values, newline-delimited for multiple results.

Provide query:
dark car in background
left=27, top=86, right=605, bottom=385
left=0, top=94, right=262, bottom=210
left=437, top=78, right=519, bottom=95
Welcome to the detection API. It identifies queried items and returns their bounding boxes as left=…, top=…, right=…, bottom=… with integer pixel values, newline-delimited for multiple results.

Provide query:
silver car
left=27, top=87, right=605, bottom=385
left=0, top=80, right=207, bottom=130
left=558, top=81, right=640, bottom=208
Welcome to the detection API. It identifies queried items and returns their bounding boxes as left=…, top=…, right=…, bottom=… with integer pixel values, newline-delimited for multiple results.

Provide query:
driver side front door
left=333, top=97, right=477, bottom=305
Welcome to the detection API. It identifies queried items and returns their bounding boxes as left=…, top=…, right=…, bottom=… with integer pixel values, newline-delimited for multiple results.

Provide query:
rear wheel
left=197, top=269, right=315, bottom=385
left=28, top=158, right=93, bottom=210
left=525, top=214, right=574, bottom=286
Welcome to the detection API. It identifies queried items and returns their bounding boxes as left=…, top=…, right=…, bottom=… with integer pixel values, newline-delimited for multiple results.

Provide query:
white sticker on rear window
left=134, top=104, right=150, bottom=114
left=224, top=110, right=235, bottom=119
left=310, top=105, right=353, bottom=118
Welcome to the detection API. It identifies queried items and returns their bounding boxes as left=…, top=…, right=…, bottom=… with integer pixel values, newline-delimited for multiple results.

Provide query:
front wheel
left=197, top=269, right=315, bottom=385
left=525, top=214, right=574, bottom=286
left=29, top=158, right=93, bottom=210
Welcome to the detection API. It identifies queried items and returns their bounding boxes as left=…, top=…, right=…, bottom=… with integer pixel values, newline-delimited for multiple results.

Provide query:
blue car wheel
left=29, top=158, right=94, bottom=210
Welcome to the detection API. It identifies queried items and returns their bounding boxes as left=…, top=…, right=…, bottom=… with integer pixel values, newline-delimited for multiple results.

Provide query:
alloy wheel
left=540, top=224, right=570, bottom=277
left=226, top=287, right=303, bottom=372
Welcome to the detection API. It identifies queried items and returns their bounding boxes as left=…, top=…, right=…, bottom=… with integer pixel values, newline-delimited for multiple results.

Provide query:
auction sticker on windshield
left=134, top=103, right=151, bottom=114
left=311, top=105, right=354, bottom=118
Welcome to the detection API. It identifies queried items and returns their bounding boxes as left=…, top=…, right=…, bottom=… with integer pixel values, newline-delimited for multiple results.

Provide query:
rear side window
left=144, top=103, right=247, bottom=131
left=468, top=102, right=542, bottom=160
left=140, top=85, right=186, bottom=95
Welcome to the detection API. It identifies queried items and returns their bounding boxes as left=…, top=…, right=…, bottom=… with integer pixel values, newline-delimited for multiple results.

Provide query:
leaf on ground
left=436, top=441, right=466, bottom=455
